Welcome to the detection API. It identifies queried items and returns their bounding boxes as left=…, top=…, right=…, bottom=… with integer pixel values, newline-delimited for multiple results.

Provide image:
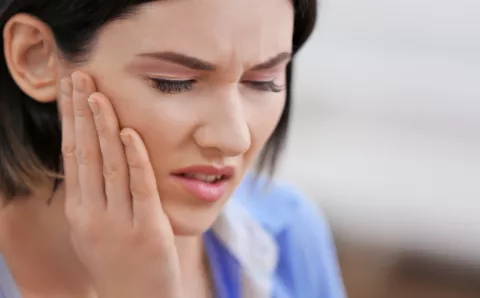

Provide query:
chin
left=171, top=223, right=209, bottom=236
left=158, top=178, right=240, bottom=236
left=165, top=204, right=224, bottom=236
left=169, top=216, right=216, bottom=236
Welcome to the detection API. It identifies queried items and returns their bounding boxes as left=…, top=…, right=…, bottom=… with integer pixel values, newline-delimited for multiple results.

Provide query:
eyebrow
left=136, top=51, right=292, bottom=72
left=250, top=52, right=292, bottom=71
left=137, top=51, right=215, bottom=71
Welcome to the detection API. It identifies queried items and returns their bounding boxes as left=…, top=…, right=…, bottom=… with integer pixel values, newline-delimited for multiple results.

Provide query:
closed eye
left=148, top=78, right=285, bottom=94
left=243, top=81, right=286, bottom=93
left=149, top=78, right=196, bottom=94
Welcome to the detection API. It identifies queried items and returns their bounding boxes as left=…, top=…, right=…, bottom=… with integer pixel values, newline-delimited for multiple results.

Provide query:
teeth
left=184, top=173, right=223, bottom=183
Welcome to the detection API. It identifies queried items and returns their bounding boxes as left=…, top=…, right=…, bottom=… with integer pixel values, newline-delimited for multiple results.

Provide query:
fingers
left=60, top=78, right=79, bottom=212
left=64, top=71, right=160, bottom=227
left=88, top=92, right=131, bottom=215
left=120, top=129, right=163, bottom=227
left=72, top=72, right=105, bottom=210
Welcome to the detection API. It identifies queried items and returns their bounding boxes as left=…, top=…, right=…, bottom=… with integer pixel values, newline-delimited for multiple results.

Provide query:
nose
left=194, top=91, right=251, bottom=157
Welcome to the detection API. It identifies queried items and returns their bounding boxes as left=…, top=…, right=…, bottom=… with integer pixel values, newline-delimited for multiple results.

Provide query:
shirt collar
left=211, top=198, right=278, bottom=298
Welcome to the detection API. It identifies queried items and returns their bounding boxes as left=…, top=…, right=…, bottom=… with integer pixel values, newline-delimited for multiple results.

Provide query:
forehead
left=99, top=0, right=294, bottom=66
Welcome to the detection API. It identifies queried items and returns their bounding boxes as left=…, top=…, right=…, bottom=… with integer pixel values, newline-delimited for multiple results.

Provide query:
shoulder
left=232, top=175, right=346, bottom=298
left=233, top=174, right=334, bottom=240
left=233, top=174, right=316, bottom=232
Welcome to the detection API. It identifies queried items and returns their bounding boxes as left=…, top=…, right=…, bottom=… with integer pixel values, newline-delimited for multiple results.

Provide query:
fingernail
left=60, top=78, right=71, bottom=96
left=71, top=72, right=85, bottom=92
left=120, top=131, right=131, bottom=147
left=88, top=96, right=99, bottom=116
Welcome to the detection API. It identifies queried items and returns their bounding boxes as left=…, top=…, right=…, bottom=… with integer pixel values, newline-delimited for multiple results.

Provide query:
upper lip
left=172, top=165, right=235, bottom=179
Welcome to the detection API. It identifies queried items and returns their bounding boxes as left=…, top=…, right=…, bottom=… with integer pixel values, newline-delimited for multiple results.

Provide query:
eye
left=149, top=78, right=196, bottom=94
left=244, top=81, right=285, bottom=93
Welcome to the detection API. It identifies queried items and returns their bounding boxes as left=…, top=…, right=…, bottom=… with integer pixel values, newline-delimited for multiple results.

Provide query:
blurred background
left=277, top=0, right=480, bottom=297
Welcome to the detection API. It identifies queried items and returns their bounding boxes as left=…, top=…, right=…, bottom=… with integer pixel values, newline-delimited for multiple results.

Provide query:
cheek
left=88, top=68, right=193, bottom=155
left=113, top=98, right=195, bottom=156
left=247, top=94, right=286, bottom=153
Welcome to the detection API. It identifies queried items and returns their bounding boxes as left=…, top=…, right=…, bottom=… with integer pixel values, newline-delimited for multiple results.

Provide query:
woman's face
left=74, top=0, right=294, bottom=234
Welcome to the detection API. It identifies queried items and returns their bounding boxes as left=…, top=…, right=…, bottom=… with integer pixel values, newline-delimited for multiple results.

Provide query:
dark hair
left=0, top=0, right=317, bottom=200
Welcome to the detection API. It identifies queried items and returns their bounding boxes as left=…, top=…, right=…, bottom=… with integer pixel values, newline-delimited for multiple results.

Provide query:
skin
left=0, top=0, right=294, bottom=297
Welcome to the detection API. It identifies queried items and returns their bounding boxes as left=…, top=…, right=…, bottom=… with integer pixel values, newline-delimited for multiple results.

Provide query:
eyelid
left=242, top=69, right=285, bottom=82
left=147, top=75, right=196, bottom=81
left=243, top=80, right=285, bottom=93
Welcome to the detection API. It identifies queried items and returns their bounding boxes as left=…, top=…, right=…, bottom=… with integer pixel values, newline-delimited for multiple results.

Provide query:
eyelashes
left=244, top=80, right=285, bottom=93
left=149, top=78, right=286, bottom=94
left=149, top=79, right=195, bottom=94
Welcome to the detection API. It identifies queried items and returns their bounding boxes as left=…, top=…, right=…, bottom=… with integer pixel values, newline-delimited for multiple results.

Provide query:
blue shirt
left=0, top=176, right=345, bottom=298
left=203, top=175, right=346, bottom=298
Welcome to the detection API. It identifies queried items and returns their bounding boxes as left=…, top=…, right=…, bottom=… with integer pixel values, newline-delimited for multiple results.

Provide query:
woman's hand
left=59, top=71, right=182, bottom=298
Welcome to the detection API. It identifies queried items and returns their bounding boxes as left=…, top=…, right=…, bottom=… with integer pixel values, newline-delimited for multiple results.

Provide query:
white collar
left=211, top=198, right=279, bottom=298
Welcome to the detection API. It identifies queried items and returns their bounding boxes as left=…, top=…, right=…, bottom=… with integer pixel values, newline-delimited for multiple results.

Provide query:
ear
left=3, top=14, right=60, bottom=103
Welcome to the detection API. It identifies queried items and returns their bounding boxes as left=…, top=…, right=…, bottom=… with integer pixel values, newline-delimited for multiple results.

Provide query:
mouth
left=172, top=165, right=234, bottom=182
left=174, top=173, right=228, bottom=184
left=171, top=165, right=235, bottom=202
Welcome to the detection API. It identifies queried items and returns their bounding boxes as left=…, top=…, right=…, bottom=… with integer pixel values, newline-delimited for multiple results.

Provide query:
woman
left=0, top=0, right=345, bottom=297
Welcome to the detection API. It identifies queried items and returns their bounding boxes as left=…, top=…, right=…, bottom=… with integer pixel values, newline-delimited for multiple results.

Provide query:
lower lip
left=172, top=175, right=228, bottom=202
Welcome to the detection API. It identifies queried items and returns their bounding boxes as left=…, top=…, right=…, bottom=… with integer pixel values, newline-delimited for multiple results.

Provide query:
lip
left=171, top=165, right=235, bottom=202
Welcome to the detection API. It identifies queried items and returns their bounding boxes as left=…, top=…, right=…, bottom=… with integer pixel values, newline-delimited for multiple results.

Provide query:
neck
left=0, top=188, right=208, bottom=298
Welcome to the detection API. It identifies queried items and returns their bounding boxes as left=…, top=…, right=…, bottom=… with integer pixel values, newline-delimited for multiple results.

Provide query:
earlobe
left=3, top=14, right=59, bottom=103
